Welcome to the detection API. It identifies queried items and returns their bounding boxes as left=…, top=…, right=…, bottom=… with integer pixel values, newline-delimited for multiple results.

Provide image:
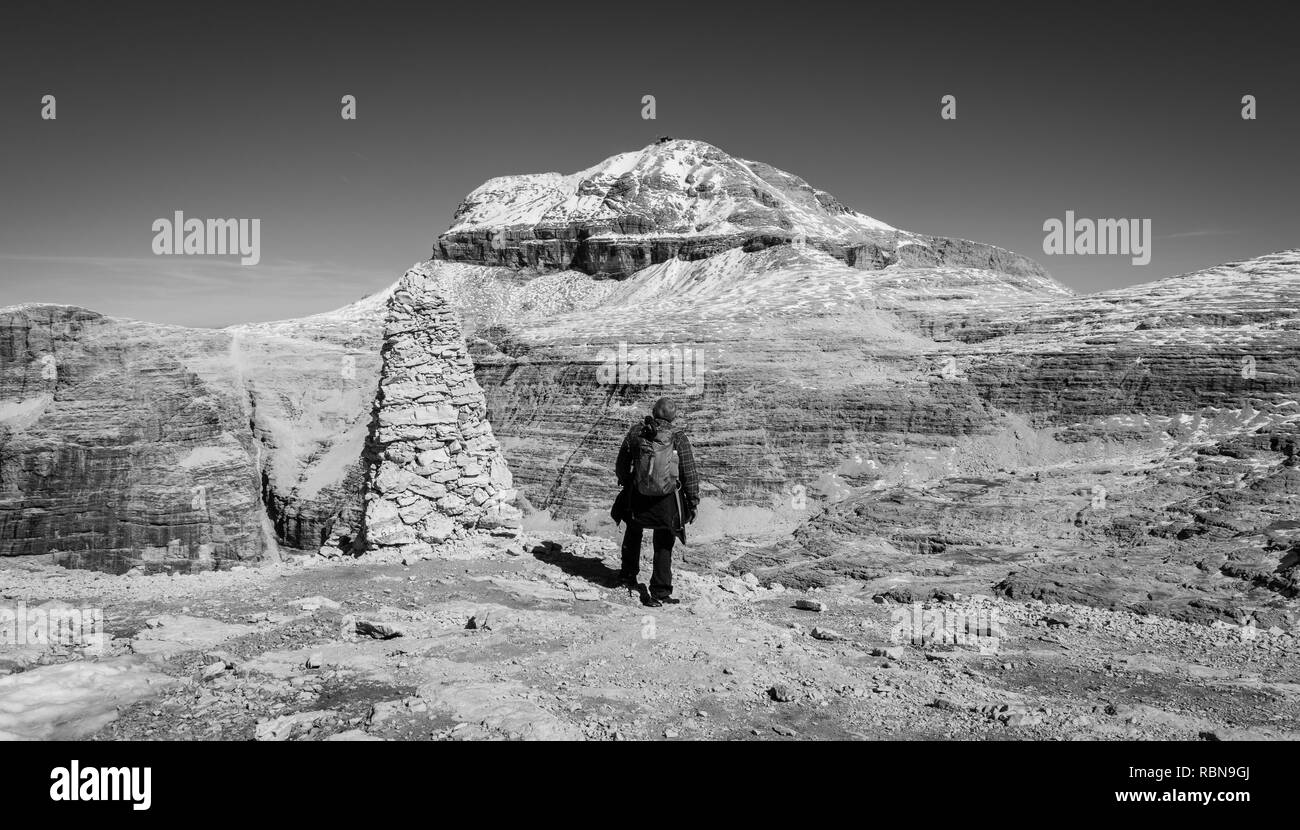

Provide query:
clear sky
left=1, top=0, right=1296, bottom=327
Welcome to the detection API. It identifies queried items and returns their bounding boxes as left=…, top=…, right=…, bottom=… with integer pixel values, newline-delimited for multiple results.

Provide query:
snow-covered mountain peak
left=435, top=138, right=1053, bottom=281
left=444, top=138, right=893, bottom=241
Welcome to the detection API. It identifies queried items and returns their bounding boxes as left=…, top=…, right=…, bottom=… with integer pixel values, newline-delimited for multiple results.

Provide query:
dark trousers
left=620, top=521, right=675, bottom=598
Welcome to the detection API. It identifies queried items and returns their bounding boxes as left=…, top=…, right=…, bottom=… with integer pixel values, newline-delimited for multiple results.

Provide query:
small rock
left=768, top=684, right=795, bottom=703
left=355, top=619, right=404, bottom=640
left=306, top=653, right=323, bottom=669
left=811, top=627, right=843, bottom=641
left=794, top=599, right=827, bottom=612
left=719, top=576, right=751, bottom=595
left=256, top=710, right=331, bottom=741
left=296, top=596, right=342, bottom=612
left=772, top=725, right=797, bottom=737
left=1043, top=612, right=1074, bottom=628
left=872, top=646, right=905, bottom=660
left=204, top=651, right=235, bottom=668
left=873, top=587, right=916, bottom=604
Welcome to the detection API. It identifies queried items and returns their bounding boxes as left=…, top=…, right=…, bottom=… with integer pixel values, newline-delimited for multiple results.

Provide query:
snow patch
left=0, top=658, right=176, bottom=740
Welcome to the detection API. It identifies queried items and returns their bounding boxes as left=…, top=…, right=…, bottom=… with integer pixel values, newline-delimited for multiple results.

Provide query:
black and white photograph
left=0, top=0, right=1295, bottom=809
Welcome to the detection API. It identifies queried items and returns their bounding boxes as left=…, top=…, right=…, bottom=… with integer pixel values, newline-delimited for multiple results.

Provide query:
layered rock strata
left=0, top=305, right=270, bottom=573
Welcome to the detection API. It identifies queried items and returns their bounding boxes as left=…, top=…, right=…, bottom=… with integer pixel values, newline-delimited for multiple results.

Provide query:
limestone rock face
left=0, top=305, right=270, bottom=572
left=410, top=245, right=1072, bottom=525
left=361, top=271, right=519, bottom=558
left=225, top=293, right=390, bottom=558
left=721, top=250, right=1300, bottom=623
left=0, top=294, right=388, bottom=572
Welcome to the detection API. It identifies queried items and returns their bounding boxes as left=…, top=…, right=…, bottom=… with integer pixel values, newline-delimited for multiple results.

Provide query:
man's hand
left=684, top=502, right=697, bottom=525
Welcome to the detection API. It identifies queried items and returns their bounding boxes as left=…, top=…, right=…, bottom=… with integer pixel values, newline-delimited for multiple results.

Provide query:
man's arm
left=675, top=431, right=700, bottom=511
left=615, top=430, right=634, bottom=487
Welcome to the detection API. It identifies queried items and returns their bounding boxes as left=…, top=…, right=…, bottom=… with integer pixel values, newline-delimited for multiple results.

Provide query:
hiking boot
left=642, top=595, right=663, bottom=608
left=655, top=595, right=680, bottom=605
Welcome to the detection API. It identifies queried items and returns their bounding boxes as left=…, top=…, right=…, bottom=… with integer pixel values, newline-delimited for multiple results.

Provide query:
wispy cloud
left=1160, top=229, right=1240, bottom=240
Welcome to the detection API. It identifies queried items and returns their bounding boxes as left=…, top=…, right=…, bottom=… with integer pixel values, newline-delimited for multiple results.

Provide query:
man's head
left=652, top=397, right=678, bottom=422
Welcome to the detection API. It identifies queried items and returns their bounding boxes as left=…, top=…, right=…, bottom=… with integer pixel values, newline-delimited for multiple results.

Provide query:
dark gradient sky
left=1, top=0, right=1296, bottom=327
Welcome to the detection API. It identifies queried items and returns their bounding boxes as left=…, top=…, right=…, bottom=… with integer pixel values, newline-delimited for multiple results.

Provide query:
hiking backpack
left=633, top=425, right=680, bottom=497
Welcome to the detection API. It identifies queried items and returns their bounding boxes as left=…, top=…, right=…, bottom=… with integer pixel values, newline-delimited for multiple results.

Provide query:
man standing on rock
left=613, top=397, right=700, bottom=607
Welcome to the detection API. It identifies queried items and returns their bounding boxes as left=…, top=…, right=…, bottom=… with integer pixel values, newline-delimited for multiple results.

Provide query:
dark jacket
left=613, top=416, right=700, bottom=532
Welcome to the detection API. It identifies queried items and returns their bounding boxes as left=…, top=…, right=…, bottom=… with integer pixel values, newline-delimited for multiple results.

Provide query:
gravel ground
left=1, top=531, right=1296, bottom=741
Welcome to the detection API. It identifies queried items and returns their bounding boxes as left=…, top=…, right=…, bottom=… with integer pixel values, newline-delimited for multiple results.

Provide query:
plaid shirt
left=616, top=417, right=700, bottom=509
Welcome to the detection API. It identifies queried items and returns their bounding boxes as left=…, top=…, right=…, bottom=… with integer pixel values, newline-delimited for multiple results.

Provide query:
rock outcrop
left=0, top=305, right=270, bottom=573
left=360, top=271, right=519, bottom=558
left=225, top=294, right=390, bottom=558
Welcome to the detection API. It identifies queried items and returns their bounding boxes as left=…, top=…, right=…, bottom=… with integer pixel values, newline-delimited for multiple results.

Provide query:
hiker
left=612, top=397, right=700, bottom=606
